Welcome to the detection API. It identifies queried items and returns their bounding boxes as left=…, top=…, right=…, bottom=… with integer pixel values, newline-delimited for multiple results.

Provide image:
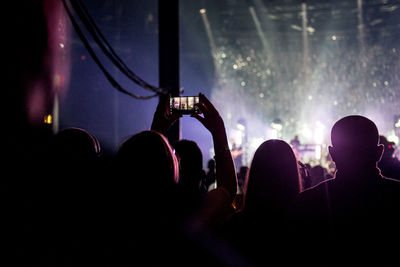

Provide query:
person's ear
left=376, top=144, right=384, bottom=162
left=328, top=146, right=336, bottom=162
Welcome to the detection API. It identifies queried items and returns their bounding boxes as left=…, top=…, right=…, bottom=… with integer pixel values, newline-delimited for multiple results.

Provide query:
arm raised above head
left=192, top=93, right=237, bottom=201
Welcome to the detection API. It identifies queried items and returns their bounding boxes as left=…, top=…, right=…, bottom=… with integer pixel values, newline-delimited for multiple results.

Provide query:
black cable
left=62, top=0, right=159, bottom=100
left=74, top=0, right=165, bottom=94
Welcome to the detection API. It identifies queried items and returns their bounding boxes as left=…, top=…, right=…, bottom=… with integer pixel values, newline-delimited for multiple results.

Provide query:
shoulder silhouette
left=378, top=135, right=400, bottom=180
left=299, top=115, right=400, bottom=265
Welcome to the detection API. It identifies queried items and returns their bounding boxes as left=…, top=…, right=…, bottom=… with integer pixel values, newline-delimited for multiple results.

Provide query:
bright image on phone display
left=170, top=96, right=200, bottom=114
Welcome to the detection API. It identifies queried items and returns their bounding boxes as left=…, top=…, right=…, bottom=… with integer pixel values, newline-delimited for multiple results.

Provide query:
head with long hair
left=116, top=130, right=179, bottom=189
left=173, top=139, right=204, bottom=189
left=244, top=139, right=301, bottom=212
left=50, top=127, right=100, bottom=162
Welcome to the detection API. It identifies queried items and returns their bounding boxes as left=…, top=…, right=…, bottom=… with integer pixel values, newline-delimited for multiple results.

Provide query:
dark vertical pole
left=114, top=1, right=122, bottom=149
left=158, top=0, right=180, bottom=143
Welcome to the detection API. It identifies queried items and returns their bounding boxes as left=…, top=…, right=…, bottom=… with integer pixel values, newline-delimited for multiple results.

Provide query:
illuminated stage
left=195, top=0, right=400, bottom=166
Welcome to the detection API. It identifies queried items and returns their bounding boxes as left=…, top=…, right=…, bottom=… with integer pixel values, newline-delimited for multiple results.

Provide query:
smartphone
left=170, top=96, right=200, bottom=114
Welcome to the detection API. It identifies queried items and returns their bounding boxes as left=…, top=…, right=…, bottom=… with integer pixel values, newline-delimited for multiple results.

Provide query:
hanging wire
left=62, top=0, right=165, bottom=100
left=73, top=0, right=166, bottom=95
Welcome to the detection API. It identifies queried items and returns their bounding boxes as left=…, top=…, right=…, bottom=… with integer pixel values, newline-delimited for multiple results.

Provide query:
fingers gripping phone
left=169, top=96, right=200, bottom=114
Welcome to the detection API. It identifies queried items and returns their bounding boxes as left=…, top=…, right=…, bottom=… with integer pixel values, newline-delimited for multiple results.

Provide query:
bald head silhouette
left=328, top=115, right=384, bottom=173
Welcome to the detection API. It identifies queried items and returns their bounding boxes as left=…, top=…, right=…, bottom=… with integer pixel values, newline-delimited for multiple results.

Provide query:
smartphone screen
left=170, top=96, right=200, bottom=114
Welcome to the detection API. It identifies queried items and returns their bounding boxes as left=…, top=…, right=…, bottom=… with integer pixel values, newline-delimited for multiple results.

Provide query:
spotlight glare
left=302, top=125, right=312, bottom=140
left=395, top=118, right=400, bottom=128
left=387, top=134, right=399, bottom=145
left=270, top=129, right=278, bottom=139
left=237, top=123, right=246, bottom=131
left=199, top=8, right=206, bottom=14
left=314, top=128, right=323, bottom=144
left=250, top=137, right=264, bottom=150
left=44, top=114, right=53, bottom=125
left=315, top=145, right=322, bottom=160
left=271, top=122, right=283, bottom=131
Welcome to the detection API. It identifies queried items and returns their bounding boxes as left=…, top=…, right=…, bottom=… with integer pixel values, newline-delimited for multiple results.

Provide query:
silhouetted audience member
left=47, top=127, right=101, bottom=172
left=298, top=161, right=312, bottom=190
left=104, top=93, right=237, bottom=265
left=173, top=139, right=207, bottom=214
left=204, top=159, right=216, bottom=191
left=41, top=127, right=104, bottom=264
left=151, top=94, right=238, bottom=216
left=109, top=130, right=182, bottom=264
left=115, top=130, right=179, bottom=206
left=299, top=115, right=400, bottom=265
left=237, top=166, right=248, bottom=193
left=231, top=166, right=249, bottom=212
left=378, top=135, right=400, bottom=180
left=221, top=139, right=302, bottom=265
left=309, top=165, right=326, bottom=187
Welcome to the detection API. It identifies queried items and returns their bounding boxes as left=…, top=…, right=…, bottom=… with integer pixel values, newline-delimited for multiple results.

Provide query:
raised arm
left=192, top=93, right=237, bottom=201
left=151, top=95, right=181, bottom=134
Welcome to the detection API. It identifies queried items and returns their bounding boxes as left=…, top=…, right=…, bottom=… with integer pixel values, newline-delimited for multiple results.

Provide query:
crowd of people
left=5, top=2, right=400, bottom=266
left=4, top=90, right=400, bottom=266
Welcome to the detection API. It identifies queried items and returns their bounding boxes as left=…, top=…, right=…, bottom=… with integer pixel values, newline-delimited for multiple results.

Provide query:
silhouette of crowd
left=5, top=1, right=400, bottom=266
left=7, top=94, right=400, bottom=266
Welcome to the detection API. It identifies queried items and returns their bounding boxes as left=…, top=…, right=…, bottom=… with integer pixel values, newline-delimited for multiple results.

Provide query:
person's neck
left=335, top=164, right=381, bottom=179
